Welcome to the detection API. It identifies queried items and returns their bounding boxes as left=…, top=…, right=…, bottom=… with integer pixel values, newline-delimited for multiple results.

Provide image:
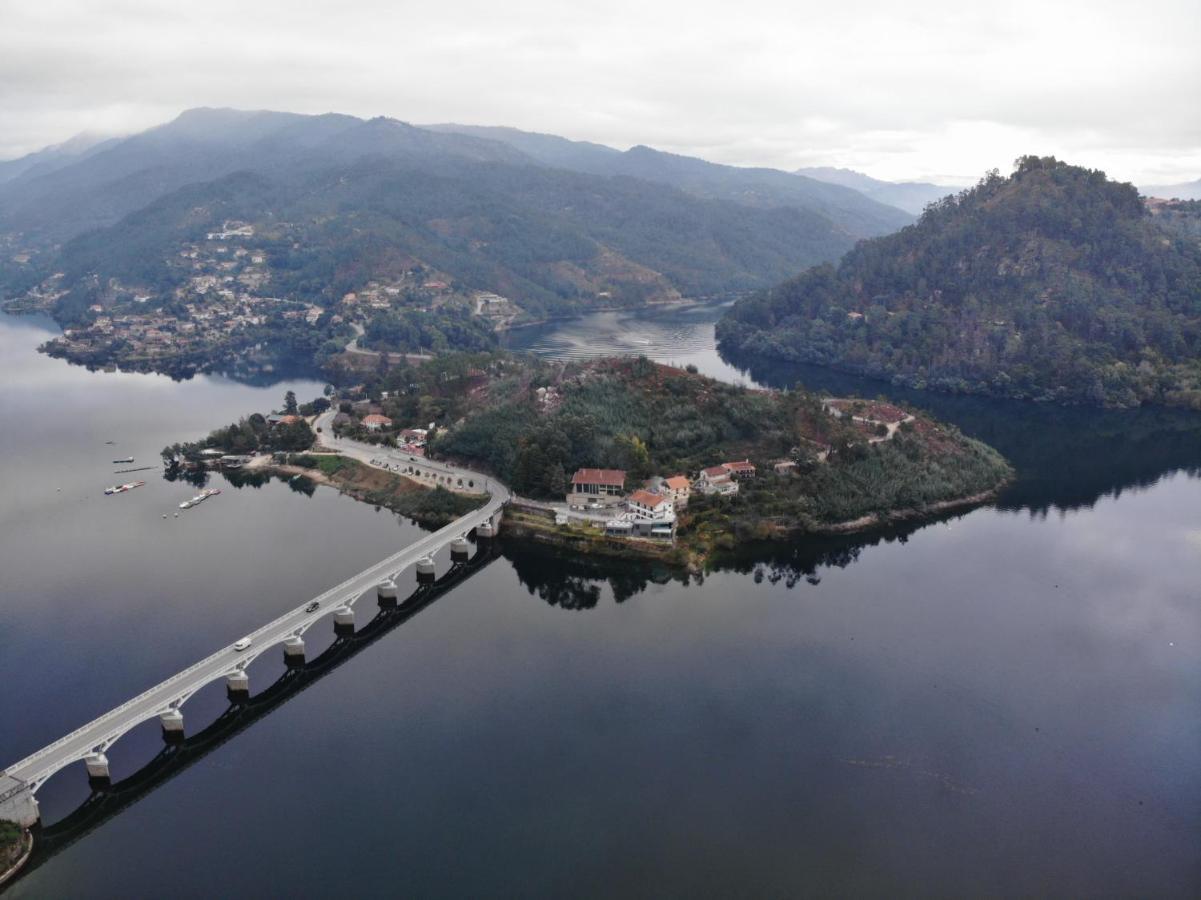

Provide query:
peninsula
left=168, top=353, right=1012, bottom=566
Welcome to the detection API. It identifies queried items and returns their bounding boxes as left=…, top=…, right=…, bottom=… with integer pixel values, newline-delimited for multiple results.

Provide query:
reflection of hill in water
left=502, top=514, right=949, bottom=604
left=719, top=348, right=1201, bottom=516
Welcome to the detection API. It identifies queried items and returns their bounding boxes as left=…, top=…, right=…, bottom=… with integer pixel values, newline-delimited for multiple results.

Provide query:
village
left=20, top=219, right=518, bottom=376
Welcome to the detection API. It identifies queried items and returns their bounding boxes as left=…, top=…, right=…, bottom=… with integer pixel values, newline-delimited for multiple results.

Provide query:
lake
left=2, top=308, right=1199, bottom=897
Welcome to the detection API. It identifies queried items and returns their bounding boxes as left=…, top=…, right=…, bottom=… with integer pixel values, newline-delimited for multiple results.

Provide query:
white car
left=233, top=637, right=253, bottom=651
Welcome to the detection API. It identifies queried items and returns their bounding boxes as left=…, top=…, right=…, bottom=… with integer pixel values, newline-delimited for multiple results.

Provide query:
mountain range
left=1140, top=178, right=1201, bottom=201
left=794, top=166, right=957, bottom=215
left=0, top=108, right=915, bottom=325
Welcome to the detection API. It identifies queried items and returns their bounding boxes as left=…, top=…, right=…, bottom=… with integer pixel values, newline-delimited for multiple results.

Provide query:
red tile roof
left=629, top=489, right=668, bottom=507
left=571, top=468, right=626, bottom=487
left=702, top=465, right=728, bottom=477
left=363, top=414, right=393, bottom=426
left=664, top=475, right=690, bottom=490
left=723, top=460, right=756, bottom=472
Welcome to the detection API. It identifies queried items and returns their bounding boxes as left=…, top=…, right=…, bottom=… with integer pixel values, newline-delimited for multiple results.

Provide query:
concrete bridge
left=1, top=461, right=508, bottom=829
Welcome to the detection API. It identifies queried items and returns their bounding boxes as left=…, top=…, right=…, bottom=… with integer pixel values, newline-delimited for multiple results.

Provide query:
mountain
left=428, top=124, right=913, bottom=237
left=795, top=166, right=956, bottom=215
left=0, top=132, right=116, bottom=185
left=1141, top=178, right=1201, bottom=201
left=0, top=107, right=912, bottom=341
left=0, top=108, right=535, bottom=244
left=718, top=156, right=1201, bottom=409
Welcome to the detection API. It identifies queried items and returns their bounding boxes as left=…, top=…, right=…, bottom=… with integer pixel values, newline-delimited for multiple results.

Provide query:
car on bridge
left=305, top=602, right=320, bottom=613
left=233, top=637, right=253, bottom=651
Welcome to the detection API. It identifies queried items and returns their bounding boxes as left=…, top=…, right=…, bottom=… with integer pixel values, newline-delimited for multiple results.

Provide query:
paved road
left=2, top=425, right=508, bottom=793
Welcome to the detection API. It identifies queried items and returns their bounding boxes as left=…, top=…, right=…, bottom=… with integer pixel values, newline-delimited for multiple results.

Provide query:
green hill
left=718, top=157, right=1201, bottom=408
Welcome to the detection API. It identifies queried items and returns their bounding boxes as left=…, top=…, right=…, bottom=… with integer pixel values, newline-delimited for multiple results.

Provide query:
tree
left=283, top=390, right=298, bottom=415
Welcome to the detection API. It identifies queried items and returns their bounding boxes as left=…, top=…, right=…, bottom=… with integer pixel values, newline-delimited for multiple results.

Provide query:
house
left=399, top=428, right=428, bottom=446
left=363, top=414, right=393, bottom=432
left=696, top=465, right=739, bottom=496
left=722, top=459, right=757, bottom=479
left=628, top=489, right=675, bottom=521
left=662, top=474, right=691, bottom=508
left=773, top=460, right=798, bottom=475
left=568, top=468, right=626, bottom=507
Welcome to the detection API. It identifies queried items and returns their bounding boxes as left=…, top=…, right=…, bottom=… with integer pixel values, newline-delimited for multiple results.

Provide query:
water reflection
left=9, top=547, right=499, bottom=888
left=504, top=543, right=690, bottom=608
left=720, top=348, right=1201, bottom=515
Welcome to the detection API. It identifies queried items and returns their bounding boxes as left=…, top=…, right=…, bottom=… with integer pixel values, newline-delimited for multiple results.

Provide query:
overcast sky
left=2, top=0, right=1198, bottom=185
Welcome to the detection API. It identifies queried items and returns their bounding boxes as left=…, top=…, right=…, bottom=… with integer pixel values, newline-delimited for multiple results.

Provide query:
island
left=168, top=353, right=1012, bottom=567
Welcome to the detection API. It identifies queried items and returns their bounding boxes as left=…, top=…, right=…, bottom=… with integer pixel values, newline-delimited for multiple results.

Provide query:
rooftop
left=571, top=468, right=626, bottom=487
left=629, top=489, right=668, bottom=507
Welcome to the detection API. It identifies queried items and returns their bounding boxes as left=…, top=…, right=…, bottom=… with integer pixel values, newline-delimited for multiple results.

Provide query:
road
left=2, top=419, right=508, bottom=794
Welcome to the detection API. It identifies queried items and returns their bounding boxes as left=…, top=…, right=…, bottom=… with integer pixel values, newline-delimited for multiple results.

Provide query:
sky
left=1, top=0, right=1198, bottom=186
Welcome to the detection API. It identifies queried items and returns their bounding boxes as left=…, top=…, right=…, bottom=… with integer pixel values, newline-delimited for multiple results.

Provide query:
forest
left=718, top=157, right=1201, bottom=408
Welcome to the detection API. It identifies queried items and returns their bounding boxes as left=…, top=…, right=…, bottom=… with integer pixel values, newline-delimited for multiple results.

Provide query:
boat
left=113, top=456, right=135, bottom=464
left=179, top=488, right=220, bottom=510
left=105, top=481, right=145, bottom=495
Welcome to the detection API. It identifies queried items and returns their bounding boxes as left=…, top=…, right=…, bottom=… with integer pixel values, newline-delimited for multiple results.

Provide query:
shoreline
left=0, top=828, right=33, bottom=888
left=497, top=479, right=1009, bottom=572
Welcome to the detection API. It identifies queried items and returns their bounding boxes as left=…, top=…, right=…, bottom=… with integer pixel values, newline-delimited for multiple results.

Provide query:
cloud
left=0, top=0, right=1198, bottom=183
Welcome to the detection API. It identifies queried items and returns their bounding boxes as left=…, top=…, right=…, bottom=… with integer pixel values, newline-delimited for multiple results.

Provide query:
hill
left=795, top=166, right=956, bottom=215
left=718, top=157, right=1201, bottom=408
left=422, top=354, right=1010, bottom=541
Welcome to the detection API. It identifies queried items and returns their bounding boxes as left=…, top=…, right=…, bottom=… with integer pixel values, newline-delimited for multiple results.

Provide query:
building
left=399, top=428, right=429, bottom=446
left=568, top=468, right=626, bottom=507
left=722, top=459, right=757, bottom=479
left=363, top=414, right=393, bottom=432
left=662, top=474, right=691, bottom=508
left=628, top=489, right=675, bottom=521
left=696, top=465, right=739, bottom=496
left=773, top=460, right=798, bottom=475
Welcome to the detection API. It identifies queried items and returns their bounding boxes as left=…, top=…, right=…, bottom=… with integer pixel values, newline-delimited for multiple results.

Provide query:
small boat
left=105, top=481, right=145, bottom=495
left=113, top=456, right=135, bottom=464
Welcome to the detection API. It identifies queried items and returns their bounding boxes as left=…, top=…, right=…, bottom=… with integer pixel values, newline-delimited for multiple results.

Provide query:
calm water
left=2, top=309, right=1200, bottom=897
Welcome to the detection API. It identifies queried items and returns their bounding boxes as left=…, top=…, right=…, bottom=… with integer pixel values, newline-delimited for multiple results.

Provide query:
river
left=2, top=308, right=1199, bottom=897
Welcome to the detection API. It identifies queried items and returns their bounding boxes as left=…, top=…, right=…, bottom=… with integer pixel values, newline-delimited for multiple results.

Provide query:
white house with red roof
left=362, top=413, right=393, bottom=432
left=662, top=474, right=691, bottom=508
left=628, top=489, right=675, bottom=521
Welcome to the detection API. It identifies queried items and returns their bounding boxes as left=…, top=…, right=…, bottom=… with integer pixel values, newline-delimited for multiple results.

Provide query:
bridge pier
left=283, top=635, right=306, bottom=667
left=477, top=512, right=500, bottom=538
left=85, top=752, right=111, bottom=787
left=450, top=535, right=470, bottom=562
left=0, top=776, right=39, bottom=828
left=334, top=606, right=355, bottom=636
left=416, top=556, right=436, bottom=584
left=226, top=669, right=250, bottom=701
left=160, top=708, right=185, bottom=743
left=377, top=580, right=398, bottom=609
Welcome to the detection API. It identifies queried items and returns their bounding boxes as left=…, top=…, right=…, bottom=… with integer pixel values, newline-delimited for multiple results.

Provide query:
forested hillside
left=719, top=157, right=1201, bottom=408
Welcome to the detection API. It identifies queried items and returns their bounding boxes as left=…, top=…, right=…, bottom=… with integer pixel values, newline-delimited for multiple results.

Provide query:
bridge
left=1, top=442, right=508, bottom=830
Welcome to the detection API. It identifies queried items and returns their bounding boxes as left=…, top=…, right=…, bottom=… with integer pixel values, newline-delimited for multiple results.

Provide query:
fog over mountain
left=793, top=167, right=956, bottom=215
left=1141, top=178, right=1201, bottom=201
